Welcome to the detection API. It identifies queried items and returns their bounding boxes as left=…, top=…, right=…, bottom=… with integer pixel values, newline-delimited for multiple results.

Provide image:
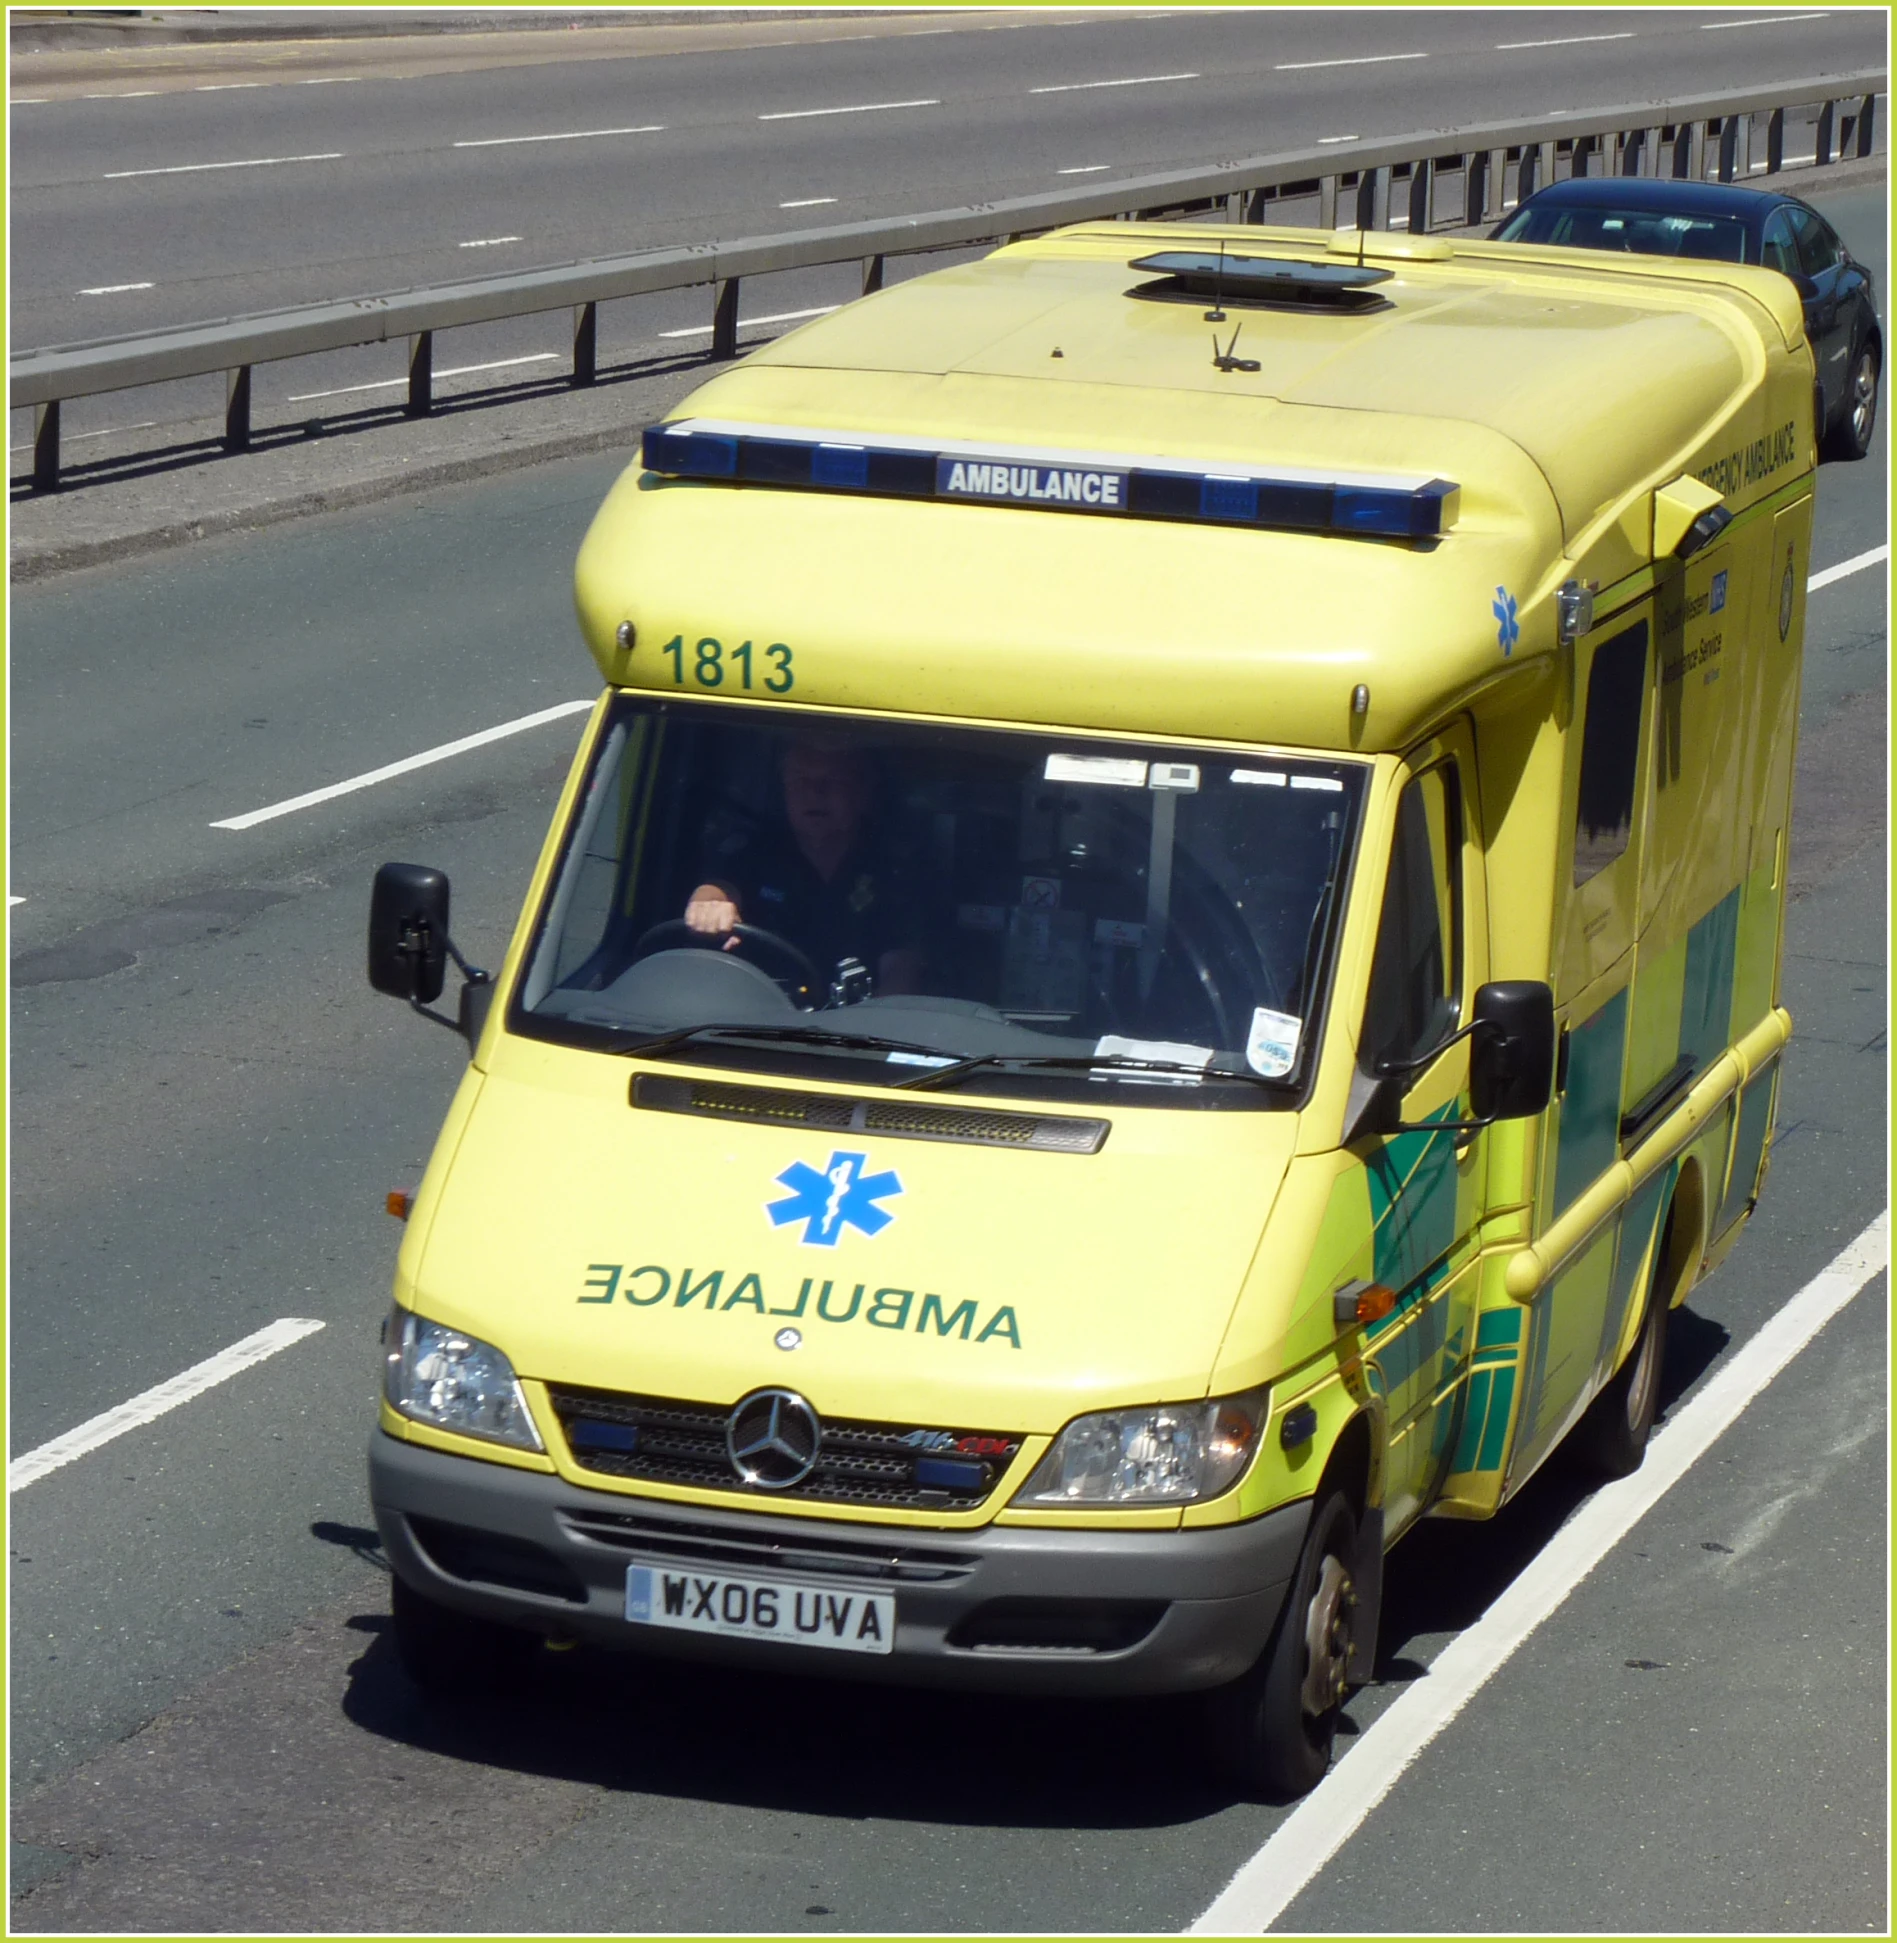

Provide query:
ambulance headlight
left=384, top=1310, right=543, bottom=1452
left=1018, top=1390, right=1266, bottom=1506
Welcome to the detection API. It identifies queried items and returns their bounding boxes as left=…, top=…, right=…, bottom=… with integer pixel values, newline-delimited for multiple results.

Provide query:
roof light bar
left=641, top=419, right=1459, bottom=540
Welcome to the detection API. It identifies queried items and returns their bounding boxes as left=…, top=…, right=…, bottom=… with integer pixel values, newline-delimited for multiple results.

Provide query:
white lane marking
left=1702, top=9, right=1829, bottom=23
left=458, top=234, right=523, bottom=248
left=453, top=122, right=662, bottom=149
left=104, top=151, right=342, bottom=179
left=13, top=97, right=49, bottom=104
left=9, top=1319, right=328, bottom=1494
left=8, top=420, right=159, bottom=456
left=196, top=82, right=264, bottom=90
left=1809, top=544, right=1888, bottom=591
left=78, top=281, right=154, bottom=294
left=1189, top=1209, right=1890, bottom=1936
left=758, top=98, right=940, bottom=121
left=1029, top=71, right=1199, bottom=93
left=780, top=196, right=838, bottom=208
left=1059, top=164, right=1113, bottom=174
left=659, top=303, right=839, bottom=339
left=285, top=351, right=559, bottom=403
left=8, top=895, right=24, bottom=907
left=82, top=90, right=159, bottom=99
left=210, top=699, right=593, bottom=830
left=299, top=77, right=360, bottom=85
left=1276, top=51, right=1427, bottom=70
left=1496, top=31, right=1636, bottom=47
left=1318, top=134, right=1360, bottom=144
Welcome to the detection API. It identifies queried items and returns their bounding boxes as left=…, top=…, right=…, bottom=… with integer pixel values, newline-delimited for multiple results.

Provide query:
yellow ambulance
left=366, top=216, right=1811, bottom=1796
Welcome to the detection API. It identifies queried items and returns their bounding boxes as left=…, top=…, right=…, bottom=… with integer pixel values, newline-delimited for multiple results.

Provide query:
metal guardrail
left=12, top=70, right=1884, bottom=491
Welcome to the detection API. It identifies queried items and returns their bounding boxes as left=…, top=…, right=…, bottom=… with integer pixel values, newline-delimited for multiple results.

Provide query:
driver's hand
left=685, top=884, right=741, bottom=947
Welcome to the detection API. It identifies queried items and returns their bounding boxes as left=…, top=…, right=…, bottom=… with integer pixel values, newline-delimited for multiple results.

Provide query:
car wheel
left=1821, top=338, right=1880, bottom=461
left=1204, top=1490, right=1359, bottom=1799
left=1575, top=1206, right=1671, bottom=1478
left=389, top=1573, right=540, bottom=1699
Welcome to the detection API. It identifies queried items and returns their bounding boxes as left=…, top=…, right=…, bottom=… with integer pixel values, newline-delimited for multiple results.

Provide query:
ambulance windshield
left=513, top=698, right=1366, bottom=1104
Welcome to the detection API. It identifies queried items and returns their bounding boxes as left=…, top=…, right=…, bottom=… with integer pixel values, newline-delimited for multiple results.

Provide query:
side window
left=1362, top=764, right=1461, bottom=1071
left=1760, top=212, right=1800, bottom=279
left=1573, top=621, right=1648, bottom=885
left=1789, top=206, right=1839, bottom=276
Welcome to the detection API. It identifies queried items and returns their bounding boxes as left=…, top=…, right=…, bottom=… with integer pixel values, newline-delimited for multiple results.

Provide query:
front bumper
left=370, top=1431, right=1309, bottom=1695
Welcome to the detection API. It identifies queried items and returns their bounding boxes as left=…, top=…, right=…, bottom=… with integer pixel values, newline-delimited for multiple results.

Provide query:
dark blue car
left=1493, top=177, right=1881, bottom=462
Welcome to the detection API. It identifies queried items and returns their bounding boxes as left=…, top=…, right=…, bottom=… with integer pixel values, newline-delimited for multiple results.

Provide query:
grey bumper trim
left=370, top=1431, right=1310, bottom=1695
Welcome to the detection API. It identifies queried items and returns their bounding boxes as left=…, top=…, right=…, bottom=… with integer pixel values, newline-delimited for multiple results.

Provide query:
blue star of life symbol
left=767, top=1151, right=903, bottom=1247
left=1492, top=586, right=1520, bottom=656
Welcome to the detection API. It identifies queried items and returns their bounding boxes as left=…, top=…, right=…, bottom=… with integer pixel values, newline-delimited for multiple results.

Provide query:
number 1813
left=658, top=635, right=794, bottom=693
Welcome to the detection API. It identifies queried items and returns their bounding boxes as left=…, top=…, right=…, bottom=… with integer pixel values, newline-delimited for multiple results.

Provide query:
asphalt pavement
left=6, top=104, right=1889, bottom=1943
left=8, top=6, right=1887, bottom=476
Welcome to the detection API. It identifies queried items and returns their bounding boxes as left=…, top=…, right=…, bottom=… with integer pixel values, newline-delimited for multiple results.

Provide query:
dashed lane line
left=453, top=123, right=662, bottom=149
left=1702, top=9, right=1829, bottom=23
left=285, top=351, right=559, bottom=403
left=10, top=1319, right=327, bottom=1494
left=659, top=303, right=838, bottom=338
left=1807, top=543, right=1888, bottom=591
left=104, top=151, right=343, bottom=179
left=759, top=98, right=940, bottom=121
left=78, top=281, right=154, bottom=295
left=1189, top=1209, right=1889, bottom=1934
left=1029, top=72, right=1199, bottom=94
left=1496, top=32, right=1635, bottom=47
left=1275, top=51, right=1427, bottom=70
left=209, top=698, right=593, bottom=830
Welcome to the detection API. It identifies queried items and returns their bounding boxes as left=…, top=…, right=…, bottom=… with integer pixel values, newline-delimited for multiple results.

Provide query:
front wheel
left=1574, top=1207, right=1672, bottom=1479
left=1205, top=1491, right=1360, bottom=1799
left=1821, top=338, right=1880, bottom=461
left=389, top=1573, right=540, bottom=1700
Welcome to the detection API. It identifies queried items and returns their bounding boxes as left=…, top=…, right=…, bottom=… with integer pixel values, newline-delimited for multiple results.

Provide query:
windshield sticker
left=1290, top=775, right=1345, bottom=793
left=883, top=1050, right=955, bottom=1068
left=1246, top=1006, right=1302, bottom=1078
left=581, top=1263, right=1021, bottom=1348
left=1044, top=753, right=1148, bottom=788
left=1231, top=768, right=1288, bottom=787
left=1093, top=917, right=1146, bottom=949
left=1095, top=1033, right=1214, bottom=1069
left=1492, top=586, right=1519, bottom=656
left=767, top=1152, right=903, bottom=1247
left=1020, top=875, right=1062, bottom=910
left=1148, top=762, right=1200, bottom=792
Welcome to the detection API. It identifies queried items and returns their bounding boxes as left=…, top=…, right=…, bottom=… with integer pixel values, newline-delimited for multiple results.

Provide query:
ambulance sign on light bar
left=641, top=419, right=1460, bottom=541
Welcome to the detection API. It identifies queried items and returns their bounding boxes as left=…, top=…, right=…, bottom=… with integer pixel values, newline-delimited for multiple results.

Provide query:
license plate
left=624, top=1562, right=896, bottom=1656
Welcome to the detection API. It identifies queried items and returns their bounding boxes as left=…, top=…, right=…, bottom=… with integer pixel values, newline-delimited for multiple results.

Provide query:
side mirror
left=369, top=863, right=450, bottom=1004
left=1468, top=980, right=1556, bottom=1122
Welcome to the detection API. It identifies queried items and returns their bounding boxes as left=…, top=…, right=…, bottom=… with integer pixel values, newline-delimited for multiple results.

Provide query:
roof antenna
left=1204, top=239, right=1228, bottom=323
left=1212, top=322, right=1259, bottom=373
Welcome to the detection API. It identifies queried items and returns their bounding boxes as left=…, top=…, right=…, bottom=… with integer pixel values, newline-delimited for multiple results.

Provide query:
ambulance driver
left=683, top=735, right=925, bottom=998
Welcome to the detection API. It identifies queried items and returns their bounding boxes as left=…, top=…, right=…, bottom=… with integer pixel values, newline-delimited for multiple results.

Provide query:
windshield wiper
left=893, top=1050, right=1289, bottom=1093
left=609, top=1021, right=953, bottom=1063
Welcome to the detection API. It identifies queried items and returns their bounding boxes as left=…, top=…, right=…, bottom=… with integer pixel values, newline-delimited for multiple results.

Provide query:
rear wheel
left=389, top=1573, right=540, bottom=1699
left=1575, top=1207, right=1672, bottom=1478
left=1205, top=1490, right=1359, bottom=1799
left=1821, top=338, right=1880, bottom=461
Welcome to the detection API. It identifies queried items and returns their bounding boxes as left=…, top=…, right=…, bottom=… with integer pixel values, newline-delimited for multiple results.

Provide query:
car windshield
left=511, top=697, right=1368, bottom=1106
left=1494, top=203, right=1752, bottom=265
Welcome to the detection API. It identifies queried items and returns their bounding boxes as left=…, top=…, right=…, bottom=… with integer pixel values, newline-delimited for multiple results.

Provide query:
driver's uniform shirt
left=702, top=833, right=920, bottom=983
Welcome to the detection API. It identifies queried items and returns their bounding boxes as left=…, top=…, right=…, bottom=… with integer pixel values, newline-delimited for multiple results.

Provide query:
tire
left=1205, top=1491, right=1360, bottom=1799
left=1821, top=337, right=1880, bottom=462
left=1574, top=1206, right=1671, bottom=1479
left=389, top=1573, right=540, bottom=1700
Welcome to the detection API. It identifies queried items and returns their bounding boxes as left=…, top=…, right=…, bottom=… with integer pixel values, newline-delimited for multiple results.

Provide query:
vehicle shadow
left=337, top=1304, right=1729, bottom=1828
left=1376, top=1303, right=1729, bottom=1660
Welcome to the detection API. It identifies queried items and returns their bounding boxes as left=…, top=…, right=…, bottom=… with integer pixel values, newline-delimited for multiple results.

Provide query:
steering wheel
left=630, top=918, right=823, bottom=1000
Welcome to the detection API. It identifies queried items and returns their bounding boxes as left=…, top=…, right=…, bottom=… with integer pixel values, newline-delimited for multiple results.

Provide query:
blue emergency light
left=641, top=419, right=1459, bottom=540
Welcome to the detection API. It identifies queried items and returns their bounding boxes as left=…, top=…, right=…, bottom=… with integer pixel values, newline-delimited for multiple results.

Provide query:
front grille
left=558, top=1507, right=979, bottom=1585
left=548, top=1383, right=1024, bottom=1512
left=631, top=1073, right=1108, bottom=1155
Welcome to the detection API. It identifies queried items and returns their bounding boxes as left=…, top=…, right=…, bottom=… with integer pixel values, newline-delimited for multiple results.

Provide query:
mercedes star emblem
left=725, top=1387, right=822, bottom=1489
